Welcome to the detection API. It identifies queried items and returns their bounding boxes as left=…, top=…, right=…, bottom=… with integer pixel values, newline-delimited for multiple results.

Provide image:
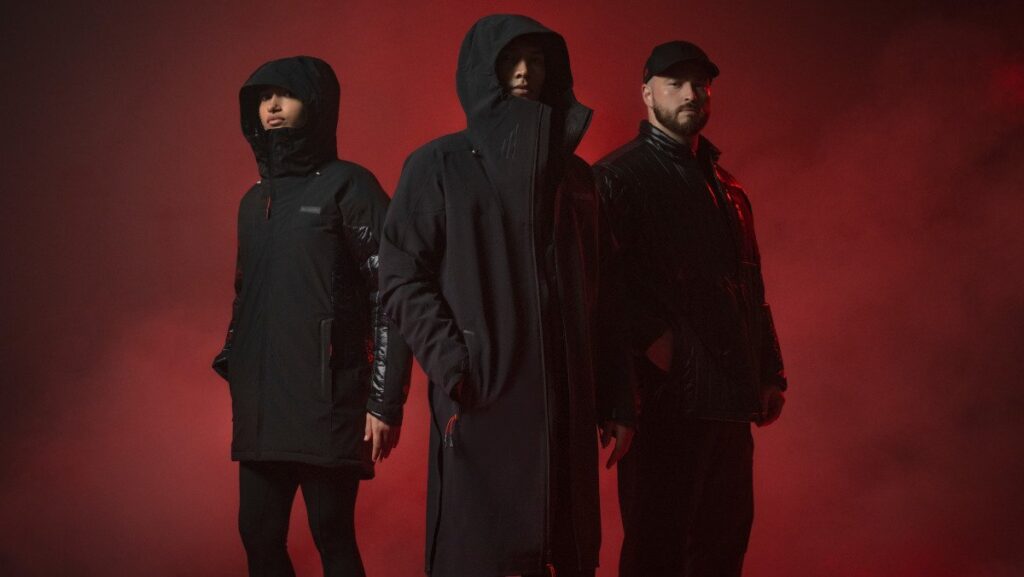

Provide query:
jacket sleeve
left=758, top=303, right=787, bottom=391
left=593, top=164, right=670, bottom=354
left=379, top=148, right=471, bottom=399
left=339, top=168, right=414, bottom=425
left=581, top=162, right=637, bottom=425
left=746, top=205, right=788, bottom=392
left=211, top=245, right=242, bottom=381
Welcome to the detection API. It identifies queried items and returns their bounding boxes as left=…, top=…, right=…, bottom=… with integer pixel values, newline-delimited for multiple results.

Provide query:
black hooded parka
left=212, top=56, right=412, bottom=478
left=379, top=15, right=634, bottom=577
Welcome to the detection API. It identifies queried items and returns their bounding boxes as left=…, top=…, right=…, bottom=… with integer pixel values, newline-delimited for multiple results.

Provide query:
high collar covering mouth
left=456, top=14, right=577, bottom=123
left=239, top=55, right=340, bottom=177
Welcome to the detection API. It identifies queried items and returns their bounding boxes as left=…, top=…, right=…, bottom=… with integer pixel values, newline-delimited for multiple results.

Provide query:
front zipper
left=255, top=173, right=275, bottom=455
left=552, top=178, right=586, bottom=571
left=527, top=103, right=554, bottom=569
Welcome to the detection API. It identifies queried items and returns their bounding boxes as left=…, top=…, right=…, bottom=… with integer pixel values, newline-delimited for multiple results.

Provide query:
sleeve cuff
left=366, top=400, right=403, bottom=426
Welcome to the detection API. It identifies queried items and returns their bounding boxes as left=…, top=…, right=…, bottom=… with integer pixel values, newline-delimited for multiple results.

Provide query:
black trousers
left=618, top=377, right=754, bottom=577
left=238, top=461, right=364, bottom=577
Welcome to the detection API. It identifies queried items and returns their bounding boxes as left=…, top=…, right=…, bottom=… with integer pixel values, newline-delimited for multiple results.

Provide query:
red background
left=2, top=1, right=1023, bottom=575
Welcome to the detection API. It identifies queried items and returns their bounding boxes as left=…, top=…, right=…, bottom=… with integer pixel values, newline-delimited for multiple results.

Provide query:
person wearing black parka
left=212, top=55, right=412, bottom=577
left=380, top=15, right=636, bottom=577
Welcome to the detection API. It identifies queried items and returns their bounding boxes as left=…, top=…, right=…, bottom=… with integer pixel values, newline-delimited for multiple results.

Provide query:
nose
left=267, top=95, right=282, bottom=111
left=680, top=81, right=696, bottom=102
left=513, top=58, right=529, bottom=79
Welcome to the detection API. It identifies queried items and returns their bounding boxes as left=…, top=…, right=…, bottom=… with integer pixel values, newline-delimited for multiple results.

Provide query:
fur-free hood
left=239, top=56, right=340, bottom=178
left=455, top=14, right=591, bottom=157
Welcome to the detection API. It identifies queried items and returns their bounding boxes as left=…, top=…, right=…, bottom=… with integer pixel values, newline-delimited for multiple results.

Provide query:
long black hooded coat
left=212, top=56, right=412, bottom=478
left=379, top=15, right=634, bottom=576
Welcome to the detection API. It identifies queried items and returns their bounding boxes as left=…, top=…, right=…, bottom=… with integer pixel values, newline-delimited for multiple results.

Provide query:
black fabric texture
left=379, top=14, right=635, bottom=577
left=238, top=461, right=364, bottom=577
left=213, top=56, right=413, bottom=477
left=596, top=120, right=785, bottom=577
left=594, top=121, right=786, bottom=423
left=617, top=407, right=753, bottom=577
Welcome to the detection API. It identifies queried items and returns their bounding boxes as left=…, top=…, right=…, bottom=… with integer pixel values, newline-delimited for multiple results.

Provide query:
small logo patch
left=300, top=206, right=322, bottom=214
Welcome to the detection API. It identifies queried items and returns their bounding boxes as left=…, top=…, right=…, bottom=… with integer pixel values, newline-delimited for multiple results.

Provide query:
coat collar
left=638, top=120, right=721, bottom=163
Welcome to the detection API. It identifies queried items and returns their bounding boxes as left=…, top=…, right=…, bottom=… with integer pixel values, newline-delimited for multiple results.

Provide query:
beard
left=653, top=101, right=709, bottom=137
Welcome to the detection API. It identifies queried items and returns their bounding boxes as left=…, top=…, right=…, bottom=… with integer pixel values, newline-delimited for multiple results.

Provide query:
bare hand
left=756, top=385, right=785, bottom=427
left=600, top=421, right=636, bottom=469
left=364, top=413, right=402, bottom=462
left=645, top=330, right=673, bottom=372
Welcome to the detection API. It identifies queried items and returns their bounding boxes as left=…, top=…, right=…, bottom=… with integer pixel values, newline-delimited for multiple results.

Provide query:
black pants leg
left=239, top=461, right=300, bottom=577
left=239, top=462, right=365, bottom=577
left=618, top=395, right=753, bottom=577
left=300, top=465, right=365, bottom=577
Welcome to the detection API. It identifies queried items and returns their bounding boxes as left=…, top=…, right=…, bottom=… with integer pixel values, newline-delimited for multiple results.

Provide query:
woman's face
left=258, top=86, right=305, bottom=130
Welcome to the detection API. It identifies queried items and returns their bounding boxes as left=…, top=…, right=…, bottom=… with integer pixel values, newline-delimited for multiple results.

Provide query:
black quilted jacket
left=595, top=122, right=786, bottom=422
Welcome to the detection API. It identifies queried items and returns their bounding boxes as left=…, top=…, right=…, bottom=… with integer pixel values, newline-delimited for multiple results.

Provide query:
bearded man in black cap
left=380, top=13, right=636, bottom=577
left=594, top=41, right=788, bottom=577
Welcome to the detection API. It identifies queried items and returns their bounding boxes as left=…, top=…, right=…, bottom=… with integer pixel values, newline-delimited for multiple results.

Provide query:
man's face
left=258, top=86, right=305, bottom=130
left=643, top=62, right=712, bottom=138
left=496, top=35, right=546, bottom=101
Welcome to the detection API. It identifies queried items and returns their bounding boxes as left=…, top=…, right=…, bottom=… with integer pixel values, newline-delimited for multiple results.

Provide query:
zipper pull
left=443, top=413, right=459, bottom=448
left=546, top=563, right=557, bottom=576
left=264, top=194, right=272, bottom=220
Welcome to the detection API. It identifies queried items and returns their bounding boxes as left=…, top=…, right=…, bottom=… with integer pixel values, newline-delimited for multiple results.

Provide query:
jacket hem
left=232, top=451, right=374, bottom=479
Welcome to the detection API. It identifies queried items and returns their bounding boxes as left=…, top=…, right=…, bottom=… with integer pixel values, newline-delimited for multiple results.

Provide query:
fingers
left=757, top=395, right=784, bottom=427
left=391, top=426, right=402, bottom=450
left=366, top=415, right=399, bottom=462
left=604, top=426, right=635, bottom=469
left=366, top=414, right=383, bottom=461
left=379, top=431, right=391, bottom=461
left=371, top=426, right=383, bottom=462
left=606, top=437, right=626, bottom=469
left=599, top=423, right=612, bottom=448
left=765, top=399, right=784, bottom=426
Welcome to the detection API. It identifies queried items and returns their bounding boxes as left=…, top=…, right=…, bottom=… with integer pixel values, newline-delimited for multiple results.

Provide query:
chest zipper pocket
left=319, top=318, right=334, bottom=401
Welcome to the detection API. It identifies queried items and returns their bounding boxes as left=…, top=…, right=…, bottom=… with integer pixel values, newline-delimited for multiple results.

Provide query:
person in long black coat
left=379, top=15, right=635, bottom=577
left=212, top=55, right=412, bottom=577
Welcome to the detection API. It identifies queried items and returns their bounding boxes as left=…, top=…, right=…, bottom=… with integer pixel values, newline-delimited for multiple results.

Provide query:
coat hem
left=232, top=451, right=374, bottom=479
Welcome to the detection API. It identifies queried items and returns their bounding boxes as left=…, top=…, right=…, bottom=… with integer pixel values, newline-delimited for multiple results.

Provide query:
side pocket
left=460, top=329, right=482, bottom=408
left=320, top=318, right=334, bottom=401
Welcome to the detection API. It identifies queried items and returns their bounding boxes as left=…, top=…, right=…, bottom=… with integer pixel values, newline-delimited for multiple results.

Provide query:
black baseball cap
left=643, top=40, right=720, bottom=83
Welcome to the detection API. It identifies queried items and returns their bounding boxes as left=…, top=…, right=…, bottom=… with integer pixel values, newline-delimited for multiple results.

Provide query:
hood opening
left=456, top=14, right=578, bottom=128
left=239, top=55, right=339, bottom=178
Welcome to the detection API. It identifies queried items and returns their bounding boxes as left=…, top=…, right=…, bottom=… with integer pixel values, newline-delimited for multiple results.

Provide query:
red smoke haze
left=2, top=1, right=1022, bottom=576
